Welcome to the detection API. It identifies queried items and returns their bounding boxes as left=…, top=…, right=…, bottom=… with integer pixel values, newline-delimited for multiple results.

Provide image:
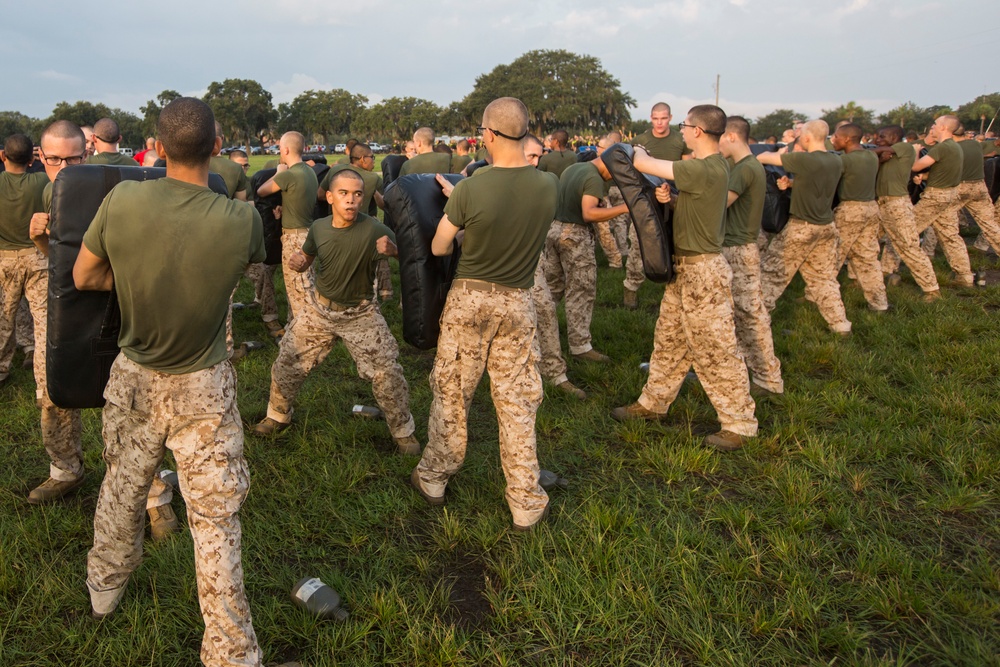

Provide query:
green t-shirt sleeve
left=43, top=182, right=53, bottom=214
left=582, top=170, right=605, bottom=200
left=82, top=191, right=113, bottom=259
left=302, top=225, right=318, bottom=256
left=927, top=142, right=944, bottom=163
left=673, top=158, right=707, bottom=194
left=249, top=208, right=265, bottom=263
left=780, top=152, right=803, bottom=175
left=375, top=175, right=384, bottom=194
left=443, top=180, right=469, bottom=229
left=273, top=169, right=293, bottom=191
left=236, top=169, right=249, bottom=195
left=728, top=162, right=750, bottom=197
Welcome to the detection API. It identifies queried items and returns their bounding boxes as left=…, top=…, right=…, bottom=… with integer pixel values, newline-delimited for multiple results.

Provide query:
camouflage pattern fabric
left=877, top=196, right=940, bottom=292
left=760, top=218, right=852, bottom=334
left=281, top=228, right=315, bottom=322
left=544, top=222, right=597, bottom=355
left=835, top=201, right=888, bottom=311
left=87, top=354, right=260, bottom=667
left=244, top=262, right=279, bottom=323
left=531, top=253, right=568, bottom=385
left=415, top=286, right=548, bottom=526
left=637, top=255, right=758, bottom=436
left=265, top=296, right=414, bottom=438
left=720, top=243, right=783, bottom=394
left=913, top=186, right=972, bottom=286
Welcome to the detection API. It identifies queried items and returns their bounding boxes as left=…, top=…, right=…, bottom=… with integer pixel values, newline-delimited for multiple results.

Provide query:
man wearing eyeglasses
left=85, top=118, right=139, bottom=166
left=410, top=97, right=558, bottom=531
left=623, top=102, right=693, bottom=308
left=613, top=105, right=758, bottom=452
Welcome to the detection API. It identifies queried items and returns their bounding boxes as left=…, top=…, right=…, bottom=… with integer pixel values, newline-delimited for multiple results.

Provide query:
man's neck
left=651, top=128, right=670, bottom=139
left=166, top=161, right=210, bottom=187
left=2, top=160, right=27, bottom=174
left=727, top=143, right=752, bottom=163
left=95, top=144, right=117, bottom=154
left=284, top=156, right=303, bottom=167
left=416, top=146, right=433, bottom=155
left=331, top=214, right=357, bottom=229
left=491, top=145, right=529, bottom=169
left=842, top=143, right=861, bottom=154
left=690, top=141, right=719, bottom=160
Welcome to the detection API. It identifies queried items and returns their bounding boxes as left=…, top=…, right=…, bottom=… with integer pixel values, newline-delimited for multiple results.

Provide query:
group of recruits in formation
left=0, top=91, right=997, bottom=665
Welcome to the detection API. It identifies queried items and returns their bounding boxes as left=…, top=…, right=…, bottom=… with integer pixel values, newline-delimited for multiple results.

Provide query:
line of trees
left=1, top=50, right=997, bottom=148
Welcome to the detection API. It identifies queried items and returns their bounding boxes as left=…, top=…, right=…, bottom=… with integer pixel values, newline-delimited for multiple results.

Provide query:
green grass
left=1, top=238, right=999, bottom=666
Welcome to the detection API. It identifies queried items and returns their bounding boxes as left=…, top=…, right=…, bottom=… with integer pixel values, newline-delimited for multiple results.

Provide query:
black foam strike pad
left=762, top=170, right=792, bottom=235
left=380, top=155, right=409, bottom=232
left=984, top=156, right=999, bottom=203
left=312, top=163, right=332, bottom=219
left=602, top=142, right=674, bottom=283
left=383, top=173, right=462, bottom=350
left=47, top=166, right=228, bottom=408
left=249, top=168, right=283, bottom=265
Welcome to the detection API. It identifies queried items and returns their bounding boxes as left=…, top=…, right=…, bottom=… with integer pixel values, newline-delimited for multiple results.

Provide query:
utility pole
left=714, top=74, right=720, bottom=106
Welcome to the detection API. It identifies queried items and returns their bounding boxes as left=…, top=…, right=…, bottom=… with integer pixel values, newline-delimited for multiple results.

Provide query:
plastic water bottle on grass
left=291, top=577, right=349, bottom=620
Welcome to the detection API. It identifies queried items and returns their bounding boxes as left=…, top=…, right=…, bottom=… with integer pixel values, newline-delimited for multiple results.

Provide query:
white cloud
left=554, top=9, right=620, bottom=37
left=38, top=69, right=82, bottom=84
left=267, top=74, right=336, bottom=105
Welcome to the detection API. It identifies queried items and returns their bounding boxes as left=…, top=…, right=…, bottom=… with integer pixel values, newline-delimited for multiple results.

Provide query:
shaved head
left=725, top=116, right=751, bottom=143
left=93, top=118, right=121, bottom=143
left=280, top=131, right=304, bottom=156
left=329, top=168, right=365, bottom=189
left=40, top=120, right=86, bottom=147
left=834, top=122, right=863, bottom=145
left=413, top=127, right=434, bottom=148
left=801, top=120, right=829, bottom=143
left=605, top=130, right=623, bottom=143
left=214, top=121, right=225, bottom=141
left=651, top=102, right=671, bottom=115
left=936, top=115, right=960, bottom=134
left=482, top=97, right=528, bottom=142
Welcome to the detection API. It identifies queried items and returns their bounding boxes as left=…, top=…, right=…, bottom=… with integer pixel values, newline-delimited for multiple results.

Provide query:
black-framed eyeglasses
left=477, top=126, right=527, bottom=141
left=42, top=154, right=86, bottom=166
left=677, top=122, right=723, bottom=137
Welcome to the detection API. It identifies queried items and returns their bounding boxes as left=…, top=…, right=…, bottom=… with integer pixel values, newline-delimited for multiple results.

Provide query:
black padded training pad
left=47, top=165, right=228, bottom=408
left=602, top=143, right=674, bottom=283
left=249, top=168, right=283, bottom=265
left=380, top=155, right=409, bottom=232
left=985, top=156, right=1000, bottom=203
left=383, top=173, right=462, bottom=350
left=752, top=145, right=791, bottom=234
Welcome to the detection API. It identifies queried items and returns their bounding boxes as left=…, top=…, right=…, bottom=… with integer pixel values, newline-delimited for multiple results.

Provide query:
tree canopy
left=276, top=89, right=368, bottom=142
left=460, top=50, right=634, bottom=134
left=751, top=109, right=807, bottom=141
left=203, top=79, right=275, bottom=147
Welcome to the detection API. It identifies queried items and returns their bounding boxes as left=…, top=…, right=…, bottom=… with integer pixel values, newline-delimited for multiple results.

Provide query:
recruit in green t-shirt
left=446, top=165, right=557, bottom=289
left=555, top=162, right=606, bottom=225
left=82, top=177, right=265, bottom=374
left=399, top=152, right=453, bottom=176
left=632, top=130, right=691, bottom=161
left=209, top=156, right=249, bottom=199
left=724, top=155, right=766, bottom=247
left=875, top=142, right=915, bottom=199
left=0, top=171, right=48, bottom=249
left=273, top=162, right=320, bottom=229
left=451, top=154, right=473, bottom=174
left=925, top=138, right=963, bottom=189
left=957, top=140, right=986, bottom=183
left=672, top=153, right=729, bottom=254
left=837, top=150, right=878, bottom=202
left=537, top=150, right=578, bottom=178
left=86, top=152, right=140, bottom=166
left=320, top=165, right=383, bottom=215
left=302, top=213, right=394, bottom=307
left=780, top=151, right=843, bottom=225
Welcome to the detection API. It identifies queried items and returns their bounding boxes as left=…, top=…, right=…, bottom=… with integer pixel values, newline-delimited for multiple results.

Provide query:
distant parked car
left=334, top=143, right=347, bottom=154
left=265, top=145, right=280, bottom=155
left=118, top=147, right=134, bottom=157
left=306, top=144, right=327, bottom=154
left=251, top=146, right=264, bottom=155
left=368, top=142, right=384, bottom=153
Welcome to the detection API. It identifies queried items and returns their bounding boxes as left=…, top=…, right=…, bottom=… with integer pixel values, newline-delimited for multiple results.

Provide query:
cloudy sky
left=2, top=0, right=996, bottom=123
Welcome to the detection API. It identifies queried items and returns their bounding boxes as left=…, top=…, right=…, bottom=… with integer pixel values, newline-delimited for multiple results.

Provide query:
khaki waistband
left=673, top=253, right=719, bottom=265
left=0, top=247, right=37, bottom=258
left=316, top=292, right=368, bottom=311
left=452, top=279, right=524, bottom=293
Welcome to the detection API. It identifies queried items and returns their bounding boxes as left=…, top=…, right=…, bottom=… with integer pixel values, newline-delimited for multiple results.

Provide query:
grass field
left=1, top=199, right=998, bottom=665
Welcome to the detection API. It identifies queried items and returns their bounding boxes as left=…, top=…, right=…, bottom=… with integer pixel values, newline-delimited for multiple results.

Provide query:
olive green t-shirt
left=273, top=162, right=320, bottom=229
left=398, top=152, right=453, bottom=176
left=537, top=150, right=577, bottom=178
left=957, top=140, right=986, bottom=182
left=302, top=213, right=394, bottom=307
left=0, top=171, right=48, bottom=249
left=82, top=177, right=265, bottom=374
left=451, top=154, right=473, bottom=174
left=87, top=152, right=139, bottom=166
left=632, top=130, right=691, bottom=161
left=446, top=165, right=558, bottom=289
left=724, top=155, right=766, bottom=247
left=875, top=142, right=914, bottom=198
left=781, top=151, right=843, bottom=225
left=926, top=138, right=962, bottom=189
left=319, top=165, right=383, bottom=214
left=555, top=162, right=605, bottom=225
left=209, top=156, right=249, bottom=199
left=837, top=149, right=878, bottom=202
left=673, top=153, right=729, bottom=254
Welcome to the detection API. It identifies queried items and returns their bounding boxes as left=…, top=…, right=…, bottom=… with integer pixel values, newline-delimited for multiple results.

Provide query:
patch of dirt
left=438, top=551, right=493, bottom=631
